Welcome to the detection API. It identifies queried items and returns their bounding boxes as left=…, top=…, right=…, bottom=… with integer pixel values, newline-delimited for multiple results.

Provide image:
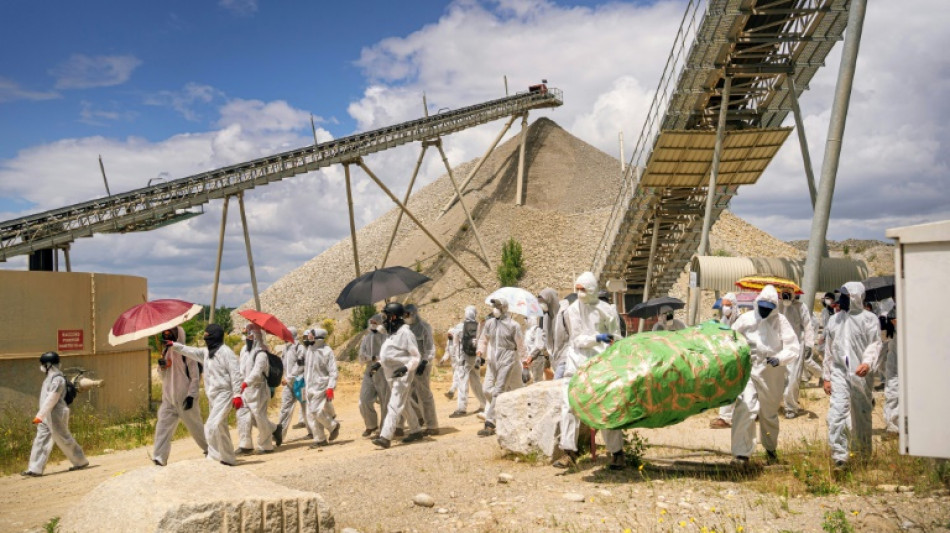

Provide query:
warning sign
left=58, top=329, right=84, bottom=351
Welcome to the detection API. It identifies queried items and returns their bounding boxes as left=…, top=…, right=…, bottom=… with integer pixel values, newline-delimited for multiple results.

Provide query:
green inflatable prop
left=567, top=320, right=751, bottom=430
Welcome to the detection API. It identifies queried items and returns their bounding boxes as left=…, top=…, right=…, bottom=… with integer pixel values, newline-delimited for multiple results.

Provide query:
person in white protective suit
left=358, top=314, right=390, bottom=438
left=404, top=304, right=438, bottom=436
left=373, top=302, right=424, bottom=448
left=823, top=282, right=882, bottom=469
left=730, top=285, right=800, bottom=466
left=881, top=310, right=898, bottom=434
left=553, top=272, right=626, bottom=470
left=710, top=293, right=739, bottom=429
left=523, top=316, right=546, bottom=383
left=449, top=305, right=487, bottom=417
left=814, top=291, right=838, bottom=387
left=22, top=351, right=89, bottom=476
left=477, top=298, right=527, bottom=437
left=441, top=326, right=461, bottom=399
left=167, top=324, right=244, bottom=466
left=302, top=328, right=341, bottom=447
left=152, top=326, right=207, bottom=466
left=780, top=291, right=818, bottom=419
left=551, top=295, right=573, bottom=379
left=652, top=305, right=687, bottom=331
left=537, top=288, right=561, bottom=379
left=236, top=324, right=281, bottom=454
left=277, top=327, right=308, bottom=440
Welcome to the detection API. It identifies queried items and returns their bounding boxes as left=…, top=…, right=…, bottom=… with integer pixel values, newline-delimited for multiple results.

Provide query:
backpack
left=59, top=375, right=78, bottom=405
left=183, top=355, right=203, bottom=380
left=461, top=319, right=478, bottom=357
left=261, top=350, right=284, bottom=388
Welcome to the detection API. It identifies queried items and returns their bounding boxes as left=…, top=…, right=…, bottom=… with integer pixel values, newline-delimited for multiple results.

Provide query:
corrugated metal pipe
left=690, top=256, right=869, bottom=293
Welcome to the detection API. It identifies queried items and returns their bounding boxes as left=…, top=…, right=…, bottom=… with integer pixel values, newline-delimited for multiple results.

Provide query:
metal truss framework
left=0, top=89, right=562, bottom=261
left=593, top=0, right=849, bottom=298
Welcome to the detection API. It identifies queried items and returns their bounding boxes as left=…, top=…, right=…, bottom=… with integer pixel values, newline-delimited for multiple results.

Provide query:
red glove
left=326, top=388, right=334, bottom=401
left=164, top=340, right=174, bottom=347
left=32, top=417, right=42, bottom=424
left=232, top=397, right=244, bottom=409
left=240, top=382, right=248, bottom=391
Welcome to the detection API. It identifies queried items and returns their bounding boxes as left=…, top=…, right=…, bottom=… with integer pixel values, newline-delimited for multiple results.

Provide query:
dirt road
left=2, top=372, right=947, bottom=532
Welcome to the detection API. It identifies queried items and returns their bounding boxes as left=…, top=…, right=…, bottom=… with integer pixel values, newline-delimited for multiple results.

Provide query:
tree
left=350, top=304, right=377, bottom=333
left=497, top=238, right=525, bottom=287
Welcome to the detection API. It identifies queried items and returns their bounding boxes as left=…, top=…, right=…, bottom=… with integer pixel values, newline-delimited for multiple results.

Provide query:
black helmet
left=40, top=351, right=60, bottom=366
left=383, top=302, right=405, bottom=318
left=383, top=302, right=406, bottom=334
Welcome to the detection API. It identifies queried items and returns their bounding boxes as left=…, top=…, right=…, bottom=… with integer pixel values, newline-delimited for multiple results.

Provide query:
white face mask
left=576, top=289, right=587, bottom=300
left=540, top=302, right=548, bottom=312
left=722, top=305, right=733, bottom=317
left=39, top=364, right=47, bottom=373
left=492, top=308, right=501, bottom=318
left=405, top=316, right=416, bottom=325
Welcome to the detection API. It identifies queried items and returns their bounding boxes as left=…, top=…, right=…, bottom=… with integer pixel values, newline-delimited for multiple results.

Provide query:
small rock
left=876, top=484, right=899, bottom=492
left=563, top=492, right=585, bottom=503
left=598, top=489, right=612, bottom=497
left=897, top=486, right=914, bottom=493
left=436, top=508, right=449, bottom=514
left=342, top=529, right=361, bottom=533
left=498, top=473, right=514, bottom=484
left=471, top=510, right=492, bottom=521
left=103, top=449, right=115, bottom=454
left=449, top=491, right=457, bottom=498
left=901, top=519, right=916, bottom=530
left=413, top=493, right=435, bottom=508
left=678, top=502, right=694, bottom=510
left=656, top=502, right=670, bottom=510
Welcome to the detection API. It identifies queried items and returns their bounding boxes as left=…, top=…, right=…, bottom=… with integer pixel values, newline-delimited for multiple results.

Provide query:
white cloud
left=50, top=54, right=143, bottom=90
left=144, top=83, right=222, bottom=121
left=79, top=100, right=138, bottom=125
left=219, top=0, right=257, bottom=16
left=0, top=77, right=60, bottom=103
left=217, top=99, right=313, bottom=133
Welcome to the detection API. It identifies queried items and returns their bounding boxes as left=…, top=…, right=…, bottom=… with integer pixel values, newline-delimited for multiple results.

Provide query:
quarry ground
left=2, top=364, right=948, bottom=533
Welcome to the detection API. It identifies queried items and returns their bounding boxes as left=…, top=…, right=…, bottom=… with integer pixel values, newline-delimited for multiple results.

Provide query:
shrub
left=822, top=510, right=854, bottom=533
left=497, top=238, right=525, bottom=286
left=350, top=305, right=377, bottom=333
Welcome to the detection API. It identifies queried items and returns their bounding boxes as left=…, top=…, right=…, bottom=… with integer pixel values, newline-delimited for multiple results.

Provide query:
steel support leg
left=210, top=196, right=231, bottom=324
left=343, top=163, right=361, bottom=277
left=237, top=193, right=261, bottom=312
left=639, top=215, right=662, bottom=333
left=381, top=145, right=428, bottom=268
left=355, top=159, right=485, bottom=289
left=435, top=140, right=493, bottom=270
left=515, top=112, right=529, bottom=206
left=439, top=114, right=517, bottom=218
left=787, top=76, right=829, bottom=258
left=801, top=0, right=867, bottom=307
left=63, top=244, right=71, bottom=272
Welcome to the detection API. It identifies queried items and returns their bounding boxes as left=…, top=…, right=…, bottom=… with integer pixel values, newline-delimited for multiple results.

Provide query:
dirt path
left=2, top=375, right=948, bottom=532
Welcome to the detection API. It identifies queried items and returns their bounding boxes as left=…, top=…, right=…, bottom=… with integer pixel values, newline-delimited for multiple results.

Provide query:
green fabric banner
left=568, top=320, right=751, bottom=429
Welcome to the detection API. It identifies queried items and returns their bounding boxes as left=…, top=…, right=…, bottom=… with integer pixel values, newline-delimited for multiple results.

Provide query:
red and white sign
left=57, top=329, right=84, bottom=351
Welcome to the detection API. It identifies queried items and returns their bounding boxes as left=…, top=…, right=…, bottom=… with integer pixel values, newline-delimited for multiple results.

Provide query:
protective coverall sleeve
left=226, top=350, right=243, bottom=398
left=773, top=314, right=801, bottom=366
left=801, top=307, right=816, bottom=348
left=860, top=317, right=883, bottom=370
left=358, top=335, right=373, bottom=365
left=171, top=343, right=206, bottom=364
left=185, top=356, right=201, bottom=398
left=422, top=323, right=436, bottom=361
left=822, top=320, right=836, bottom=382
left=401, top=329, right=423, bottom=373
left=245, top=350, right=268, bottom=386
left=326, top=349, right=339, bottom=389
left=36, top=378, right=64, bottom=421
left=570, top=309, right=598, bottom=350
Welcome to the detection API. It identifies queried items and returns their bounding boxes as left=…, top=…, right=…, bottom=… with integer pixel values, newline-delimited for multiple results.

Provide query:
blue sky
left=1, top=0, right=948, bottom=306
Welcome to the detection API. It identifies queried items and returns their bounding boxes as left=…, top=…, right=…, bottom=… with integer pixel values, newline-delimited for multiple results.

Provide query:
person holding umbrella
left=653, top=305, right=686, bottom=331
left=373, top=303, right=424, bottom=448
left=236, top=324, right=281, bottom=454
left=476, top=297, right=527, bottom=437
left=152, top=326, right=208, bottom=466
left=166, top=324, right=244, bottom=466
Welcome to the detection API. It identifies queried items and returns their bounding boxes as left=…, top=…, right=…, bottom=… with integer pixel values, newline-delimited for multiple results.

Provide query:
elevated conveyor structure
left=0, top=89, right=562, bottom=261
left=592, top=0, right=848, bottom=299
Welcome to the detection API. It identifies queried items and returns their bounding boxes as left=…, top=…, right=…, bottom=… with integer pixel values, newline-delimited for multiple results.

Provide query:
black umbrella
left=626, top=296, right=685, bottom=319
left=861, top=275, right=895, bottom=302
left=335, top=266, right=432, bottom=310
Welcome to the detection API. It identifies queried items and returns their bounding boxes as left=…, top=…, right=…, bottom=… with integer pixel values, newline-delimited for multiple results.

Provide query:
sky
left=1, top=0, right=948, bottom=307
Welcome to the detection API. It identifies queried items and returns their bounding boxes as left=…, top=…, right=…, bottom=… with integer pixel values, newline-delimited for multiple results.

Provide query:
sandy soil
left=2, top=367, right=948, bottom=533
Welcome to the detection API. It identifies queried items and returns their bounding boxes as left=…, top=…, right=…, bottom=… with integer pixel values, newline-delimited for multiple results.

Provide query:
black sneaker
left=731, top=456, right=750, bottom=467
left=833, top=460, right=847, bottom=471
left=153, top=459, right=164, bottom=467
left=402, top=431, right=424, bottom=443
left=20, top=470, right=41, bottom=477
left=362, top=427, right=377, bottom=438
left=328, top=422, right=341, bottom=442
left=477, top=422, right=496, bottom=437
left=68, top=463, right=89, bottom=472
left=608, top=452, right=626, bottom=471
left=766, top=450, right=779, bottom=465
left=423, top=428, right=439, bottom=436
left=552, top=451, right=577, bottom=469
left=272, top=424, right=283, bottom=447
left=309, top=441, right=329, bottom=449
left=444, top=391, right=454, bottom=400
left=448, top=410, right=466, bottom=418
left=236, top=447, right=254, bottom=456
left=292, top=422, right=306, bottom=429
left=393, top=428, right=405, bottom=437
left=372, top=437, right=391, bottom=449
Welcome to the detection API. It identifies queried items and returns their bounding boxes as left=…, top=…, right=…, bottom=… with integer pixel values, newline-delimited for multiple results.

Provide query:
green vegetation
left=821, top=510, right=854, bottom=533
left=43, top=517, right=60, bottom=533
left=622, top=431, right=649, bottom=468
left=497, top=237, right=525, bottom=286
left=349, top=304, right=377, bottom=333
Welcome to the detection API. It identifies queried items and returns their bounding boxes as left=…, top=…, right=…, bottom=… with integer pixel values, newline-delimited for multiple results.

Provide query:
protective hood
left=575, top=272, right=599, bottom=304
left=754, top=285, right=780, bottom=318
left=490, top=297, right=509, bottom=316
left=368, top=313, right=384, bottom=329
left=288, top=326, right=298, bottom=341
left=464, top=305, right=477, bottom=321
left=538, top=287, right=560, bottom=323
left=722, top=292, right=737, bottom=304
left=245, top=324, right=265, bottom=352
left=204, top=324, right=225, bottom=358
left=842, top=281, right=866, bottom=315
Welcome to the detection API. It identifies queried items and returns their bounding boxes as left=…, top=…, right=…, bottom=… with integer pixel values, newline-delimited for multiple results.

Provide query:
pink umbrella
left=108, top=299, right=203, bottom=346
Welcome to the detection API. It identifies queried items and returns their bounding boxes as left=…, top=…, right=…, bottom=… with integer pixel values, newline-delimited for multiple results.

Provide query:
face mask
left=781, top=300, right=791, bottom=309
left=492, top=308, right=501, bottom=318
left=376, top=324, right=386, bottom=333
left=722, top=305, right=733, bottom=317
left=758, top=304, right=773, bottom=319
left=666, top=312, right=674, bottom=321
left=576, top=289, right=587, bottom=300
left=839, top=297, right=851, bottom=312
left=245, top=338, right=254, bottom=351
left=303, top=339, right=314, bottom=347
left=824, top=298, right=834, bottom=308
left=39, top=364, right=47, bottom=374
left=540, top=302, right=548, bottom=312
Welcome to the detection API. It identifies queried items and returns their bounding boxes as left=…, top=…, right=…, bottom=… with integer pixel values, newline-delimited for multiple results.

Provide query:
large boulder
left=59, top=460, right=334, bottom=533
left=495, top=379, right=564, bottom=458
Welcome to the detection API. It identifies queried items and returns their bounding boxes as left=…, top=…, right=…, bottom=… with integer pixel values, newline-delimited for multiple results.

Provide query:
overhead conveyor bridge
left=0, top=88, right=562, bottom=262
left=592, top=0, right=849, bottom=302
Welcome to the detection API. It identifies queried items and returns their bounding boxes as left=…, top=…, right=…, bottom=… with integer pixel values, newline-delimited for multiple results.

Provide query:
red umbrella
left=109, top=299, right=203, bottom=346
left=238, top=309, right=294, bottom=343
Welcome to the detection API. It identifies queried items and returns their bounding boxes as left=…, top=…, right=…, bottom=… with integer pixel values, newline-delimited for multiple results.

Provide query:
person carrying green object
left=567, top=320, right=752, bottom=431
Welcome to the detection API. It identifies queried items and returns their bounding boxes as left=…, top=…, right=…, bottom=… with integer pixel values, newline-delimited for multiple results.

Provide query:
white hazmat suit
left=730, top=285, right=800, bottom=460
left=303, top=329, right=340, bottom=444
left=452, top=306, right=487, bottom=414
left=277, top=327, right=307, bottom=440
left=883, top=330, right=899, bottom=433
left=478, top=299, right=526, bottom=431
left=358, top=316, right=390, bottom=435
left=153, top=326, right=207, bottom=466
left=406, top=307, right=438, bottom=432
left=26, top=361, right=89, bottom=475
left=237, top=325, right=278, bottom=452
left=780, top=298, right=817, bottom=417
left=823, top=282, right=882, bottom=465
left=524, top=316, right=547, bottom=383
left=378, top=324, right=423, bottom=441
